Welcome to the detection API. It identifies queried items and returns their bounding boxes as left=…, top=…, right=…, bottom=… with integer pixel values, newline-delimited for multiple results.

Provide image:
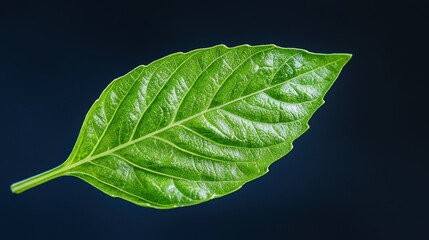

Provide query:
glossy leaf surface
left=11, top=45, right=351, bottom=208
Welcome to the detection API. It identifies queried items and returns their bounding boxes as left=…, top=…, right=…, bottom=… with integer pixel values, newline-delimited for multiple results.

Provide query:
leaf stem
left=10, top=164, right=65, bottom=194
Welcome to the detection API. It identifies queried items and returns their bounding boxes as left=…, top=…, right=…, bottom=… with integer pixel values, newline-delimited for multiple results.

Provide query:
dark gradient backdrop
left=1, top=1, right=427, bottom=239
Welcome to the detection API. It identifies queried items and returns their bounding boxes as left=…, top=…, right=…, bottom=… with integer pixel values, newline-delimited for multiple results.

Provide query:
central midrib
left=58, top=57, right=346, bottom=175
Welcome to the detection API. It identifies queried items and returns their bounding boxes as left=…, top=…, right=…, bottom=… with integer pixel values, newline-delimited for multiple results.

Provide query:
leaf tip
left=338, top=53, right=352, bottom=63
left=327, top=53, right=352, bottom=71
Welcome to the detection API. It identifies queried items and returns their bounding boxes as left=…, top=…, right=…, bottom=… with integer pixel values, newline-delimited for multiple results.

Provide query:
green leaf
left=11, top=44, right=351, bottom=209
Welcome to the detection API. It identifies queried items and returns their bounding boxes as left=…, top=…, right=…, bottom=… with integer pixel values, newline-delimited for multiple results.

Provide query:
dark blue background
left=1, top=0, right=427, bottom=239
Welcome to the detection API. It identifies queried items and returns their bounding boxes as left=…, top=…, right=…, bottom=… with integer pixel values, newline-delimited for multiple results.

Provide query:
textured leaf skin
left=11, top=44, right=351, bottom=209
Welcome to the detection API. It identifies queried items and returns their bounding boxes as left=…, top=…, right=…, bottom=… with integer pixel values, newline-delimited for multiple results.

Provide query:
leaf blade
left=11, top=45, right=351, bottom=209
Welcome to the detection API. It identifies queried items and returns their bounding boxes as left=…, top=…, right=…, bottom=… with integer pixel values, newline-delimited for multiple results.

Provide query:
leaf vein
left=128, top=59, right=170, bottom=140
left=109, top=152, right=244, bottom=182
left=88, top=67, right=145, bottom=157
left=178, top=124, right=287, bottom=150
left=150, top=136, right=255, bottom=164
left=129, top=51, right=201, bottom=140
left=207, top=46, right=275, bottom=108
left=171, top=48, right=231, bottom=123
